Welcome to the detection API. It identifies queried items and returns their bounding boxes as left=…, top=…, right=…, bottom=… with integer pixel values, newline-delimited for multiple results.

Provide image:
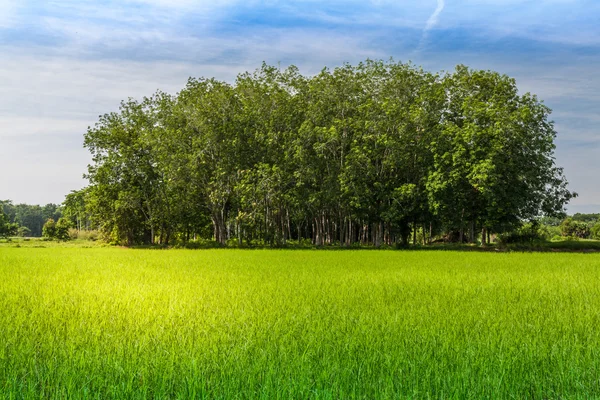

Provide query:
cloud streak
left=417, top=0, right=445, bottom=52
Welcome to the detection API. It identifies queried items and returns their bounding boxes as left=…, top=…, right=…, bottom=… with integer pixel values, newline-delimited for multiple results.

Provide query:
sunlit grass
left=1, top=248, right=600, bottom=398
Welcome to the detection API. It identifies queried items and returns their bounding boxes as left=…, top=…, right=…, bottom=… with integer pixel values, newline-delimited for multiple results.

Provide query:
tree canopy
left=79, top=60, right=575, bottom=246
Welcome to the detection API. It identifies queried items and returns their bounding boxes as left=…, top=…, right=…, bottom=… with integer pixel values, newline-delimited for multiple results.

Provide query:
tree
left=63, top=188, right=91, bottom=231
left=427, top=65, right=575, bottom=243
left=177, top=78, right=243, bottom=245
left=55, top=218, right=72, bottom=241
left=42, top=218, right=57, bottom=239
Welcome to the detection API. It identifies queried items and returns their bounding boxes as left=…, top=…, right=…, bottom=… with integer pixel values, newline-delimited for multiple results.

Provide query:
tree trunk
left=413, top=221, right=417, bottom=245
left=376, top=221, right=383, bottom=247
left=469, top=220, right=475, bottom=243
left=429, top=221, right=433, bottom=244
left=212, top=210, right=226, bottom=246
left=459, top=208, right=464, bottom=243
left=314, top=217, right=322, bottom=246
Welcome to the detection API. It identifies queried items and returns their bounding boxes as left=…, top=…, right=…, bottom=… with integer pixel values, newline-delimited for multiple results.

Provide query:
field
left=1, top=248, right=600, bottom=398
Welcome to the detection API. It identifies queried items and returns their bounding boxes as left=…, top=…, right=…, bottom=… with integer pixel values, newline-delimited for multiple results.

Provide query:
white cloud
left=0, top=27, right=381, bottom=204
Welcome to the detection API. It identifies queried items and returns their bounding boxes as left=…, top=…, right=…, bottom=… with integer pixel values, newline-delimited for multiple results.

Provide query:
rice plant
left=1, top=248, right=600, bottom=398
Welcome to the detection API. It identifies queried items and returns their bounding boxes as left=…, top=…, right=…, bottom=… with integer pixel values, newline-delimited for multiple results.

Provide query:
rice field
left=1, top=248, right=600, bottom=398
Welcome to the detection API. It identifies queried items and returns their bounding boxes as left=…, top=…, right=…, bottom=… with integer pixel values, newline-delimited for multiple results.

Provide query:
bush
left=538, top=224, right=561, bottom=240
left=17, top=226, right=31, bottom=237
left=498, top=222, right=545, bottom=244
left=78, top=230, right=100, bottom=241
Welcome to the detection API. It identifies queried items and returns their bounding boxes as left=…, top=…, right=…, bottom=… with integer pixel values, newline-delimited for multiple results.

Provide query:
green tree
left=427, top=65, right=575, bottom=243
left=177, top=78, right=244, bottom=245
left=560, top=218, right=590, bottom=239
left=42, top=218, right=57, bottom=239
left=55, top=218, right=72, bottom=241
left=63, top=188, right=90, bottom=231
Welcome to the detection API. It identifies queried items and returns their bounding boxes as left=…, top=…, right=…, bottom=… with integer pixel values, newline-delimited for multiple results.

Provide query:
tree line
left=71, top=60, right=574, bottom=246
left=0, top=201, right=62, bottom=237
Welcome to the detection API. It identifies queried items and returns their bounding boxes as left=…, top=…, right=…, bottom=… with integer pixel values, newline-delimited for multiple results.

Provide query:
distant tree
left=42, top=217, right=72, bottom=241
left=572, top=213, right=600, bottom=223
left=0, top=208, right=18, bottom=238
left=560, top=218, right=590, bottom=239
left=1, top=201, right=62, bottom=237
left=55, top=218, right=72, bottom=241
left=42, top=218, right=57, bottom=239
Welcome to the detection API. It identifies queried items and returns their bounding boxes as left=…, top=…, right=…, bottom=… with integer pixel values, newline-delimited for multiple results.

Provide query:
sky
left=0, top=0, right=599, bottom=213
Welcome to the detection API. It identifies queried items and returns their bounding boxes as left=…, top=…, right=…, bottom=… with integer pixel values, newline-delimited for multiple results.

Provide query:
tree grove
left=80, top=60, right=575, bottom=246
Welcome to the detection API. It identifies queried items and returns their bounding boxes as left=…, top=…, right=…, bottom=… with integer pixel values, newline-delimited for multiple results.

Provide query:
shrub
left=17, top=226, right=31, bottom=237
left=560, top=218, right=591, bottom=239
left=498, top=222, right=545, bottom=244
left=78, top=230, right=99, bottom=241
left=538, top=224, right=561, bottom=240
left=68, top=228, right=79, bottom=240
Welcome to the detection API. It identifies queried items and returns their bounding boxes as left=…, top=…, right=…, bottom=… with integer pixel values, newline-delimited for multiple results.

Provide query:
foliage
left=538, top=223, right=561, bottom=240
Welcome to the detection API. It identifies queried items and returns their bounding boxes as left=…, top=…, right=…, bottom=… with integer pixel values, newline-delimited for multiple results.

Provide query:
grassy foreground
left=1, top=249, right=600, bottom=398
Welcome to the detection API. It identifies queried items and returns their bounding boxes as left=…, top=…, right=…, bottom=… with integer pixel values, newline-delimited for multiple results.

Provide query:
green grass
left=2, top=248, right=600, bottom=398
left=0, top=238, right=105, bottom=249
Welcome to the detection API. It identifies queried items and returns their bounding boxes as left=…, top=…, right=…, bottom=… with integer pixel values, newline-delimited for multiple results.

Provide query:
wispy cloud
left=417, top=0, right=445, bottom=52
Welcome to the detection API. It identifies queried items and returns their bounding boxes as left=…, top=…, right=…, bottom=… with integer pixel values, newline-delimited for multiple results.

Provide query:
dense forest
left=3, top=60, right=579, bottom=246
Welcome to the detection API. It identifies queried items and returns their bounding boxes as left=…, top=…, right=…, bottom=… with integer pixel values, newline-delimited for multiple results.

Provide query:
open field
left=2, top=249, right=600, bottom=398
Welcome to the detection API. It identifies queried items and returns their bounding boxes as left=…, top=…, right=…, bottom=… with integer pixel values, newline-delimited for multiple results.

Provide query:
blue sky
left=1, top=0, right=599, bottom=213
